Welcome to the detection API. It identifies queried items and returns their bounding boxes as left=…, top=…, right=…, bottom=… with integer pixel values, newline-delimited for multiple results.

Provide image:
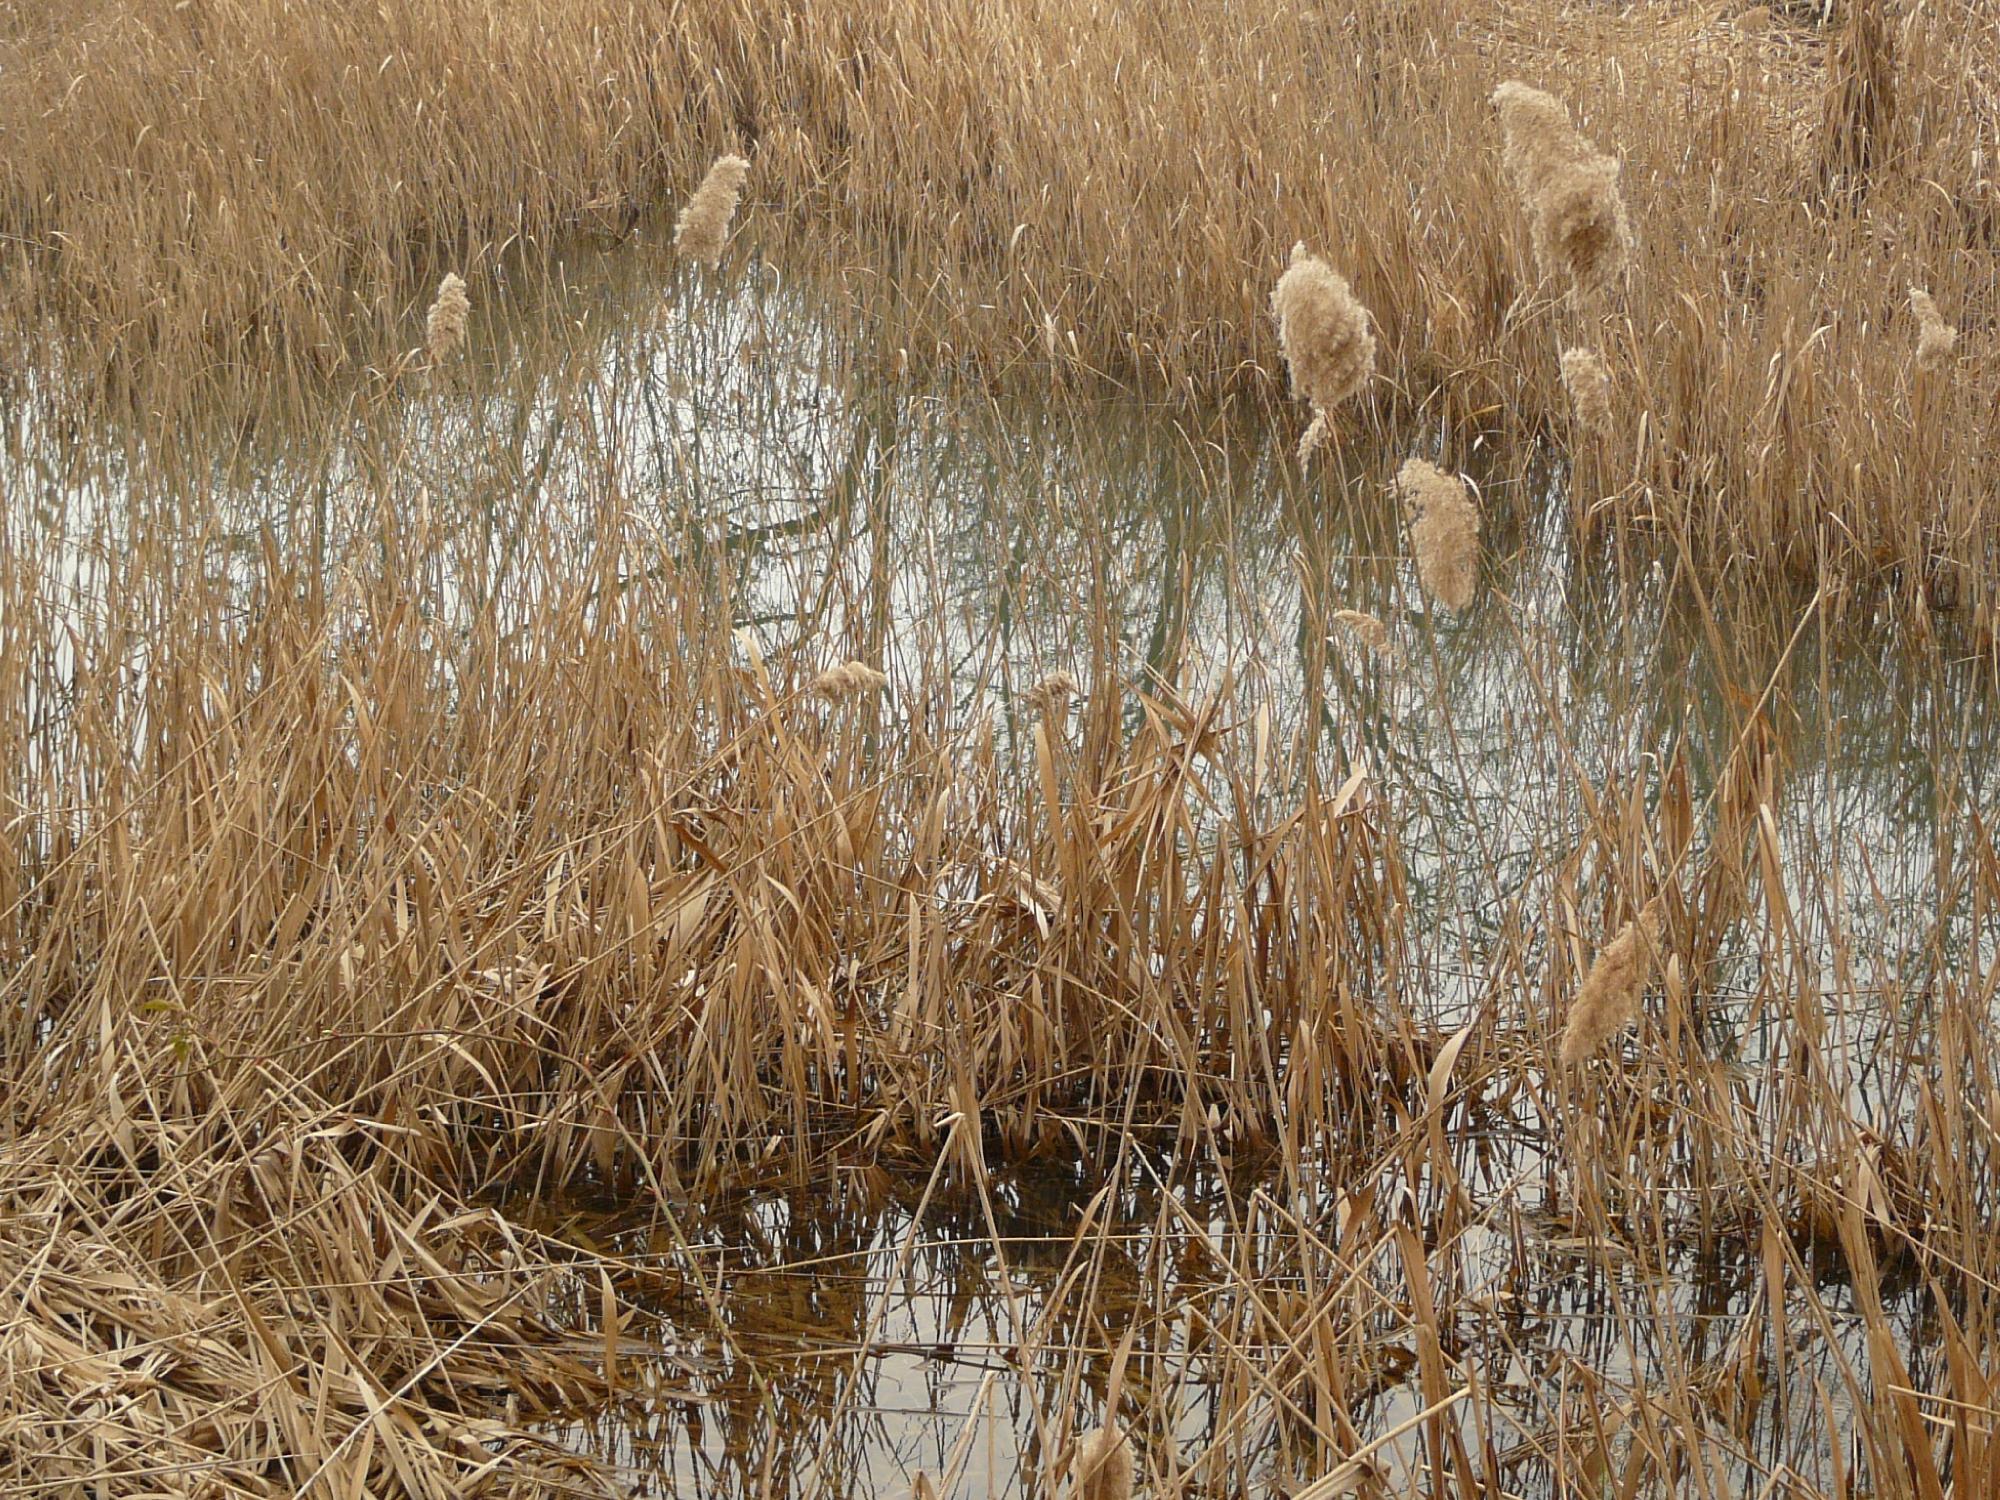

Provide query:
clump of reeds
left=1069, top=1424, right=1134, bottom=1500
left=1560, top=897, right=1665, bottom=1066
left=1270, top=244, right=1375, bottom=461
left=425, top=272, right=470, bottom=362
left=1330, top=609, right=1391, bottom=658
left=1560, top=347, right=1613, bottom=433
left=815, top=659, right=889, bottom=700
left=1491, top=82, right=1632, bottom=301
left=1396, top=458, right=1481, bottom=611
left=1910, top=288, right=1957, bottom=370
left=674, top=153, right=752, bottom=268
left=1817, top=0, right=1897, bottom=195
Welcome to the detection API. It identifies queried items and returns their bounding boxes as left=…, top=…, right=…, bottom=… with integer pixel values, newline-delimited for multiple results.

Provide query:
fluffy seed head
left=1271, top=246, right=1375, bottom=444
left=815, top=661, right=889, bottom=701
left=425, top=273, right=469, bottom=362
left=1560, top=347, right=1613, bottom=433
left=1397, top=458, right=1481, bottom=611
left=1069, top=1424, right=1134, bottom=1500
left=1910, top=287, right=1958, bottom=370
left=1330, top=609, right=1391, bottom=659
left=674, top=154, right=752, bottom=268
left=1492, top=82, right=1632, bottom=300
left=1560, top=898, right=1665, bottom=1066
left=1026, top=670, right=1081, bottom=720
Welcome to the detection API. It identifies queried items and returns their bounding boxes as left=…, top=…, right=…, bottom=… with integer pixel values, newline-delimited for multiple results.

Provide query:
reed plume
left=1069, top=1424, right=1134, bottom=1500
left=1027, top=670, right=1082, bottom=719
left=815, top=660, right=889, bottom=700
left=1271, top=244, right=1375, bottom=460
left=1330, top=609, right=1391, bottom=658
left=1560, top=347, right=1613, bottom=433
left=1491, top=82, right=1631, bottom=300
left=1910, top=287, right=1957, bottom=370
left=674, top=153, right=752, bottom=268
left=1396, top=458, right=1481, bottom=611
left=425, top=272, right=469, bottom=362
left=1560, top=897, right=1664, bottom=1066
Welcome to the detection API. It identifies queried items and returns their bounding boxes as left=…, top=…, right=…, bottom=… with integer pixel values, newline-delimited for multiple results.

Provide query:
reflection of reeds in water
left=425, top=272, right=469, bottom=362
left=1271, top=245, right=1374, bottom=461
left=1397, top=458, right=1480, bottom=610
left=675, top=153, right=752, bottom=267
left=1492, top=81, right=1632, bottom=301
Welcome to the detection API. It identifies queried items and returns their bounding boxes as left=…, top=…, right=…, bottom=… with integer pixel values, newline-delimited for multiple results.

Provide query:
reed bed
left=1, top=2, right=1999, bottom=1494
left=4, top=0, right=2000, bottom=593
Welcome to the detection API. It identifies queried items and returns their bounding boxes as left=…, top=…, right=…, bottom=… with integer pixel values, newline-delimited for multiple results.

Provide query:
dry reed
left=1560, top=898, right=1664, bottom=1066
left=1560, top=346, right=1613, bottom=433
left=1910, top=287, right=1958, bottom=370
left=1330, top=608, right=1392, bottom=658
left=1396, top=457, right=1481, bottom=611
left=1491, top=81, right=1632, bottom=301
left=815, top=659, right=890, bottom=699
left=1271, top=245, right=1375, bottom=459
left=425, top=271, right=470, bottom=362
left=674, top=153, right=752, bottom=268
left=1069, top=1424, right=1135, bottom=1500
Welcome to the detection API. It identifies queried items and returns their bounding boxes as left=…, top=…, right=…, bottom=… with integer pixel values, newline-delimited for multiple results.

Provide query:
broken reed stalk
left=1270, top=245, right=1375, bottom=461
left=674, top=153, right=752, bottom=267
left=1491, top=81, right=1632, bottom=301
left=1396, top=457, right=1481, bottom=610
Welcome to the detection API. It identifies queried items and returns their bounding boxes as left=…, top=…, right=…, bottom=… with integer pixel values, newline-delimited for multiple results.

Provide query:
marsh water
left=13, top=232, right=1996, bottom=1497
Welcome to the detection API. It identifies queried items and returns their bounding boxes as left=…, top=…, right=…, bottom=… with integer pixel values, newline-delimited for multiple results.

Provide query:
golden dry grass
left=2, top=0, right=2000, bottom=590
left=4, top=0, right=2000, bottom=1494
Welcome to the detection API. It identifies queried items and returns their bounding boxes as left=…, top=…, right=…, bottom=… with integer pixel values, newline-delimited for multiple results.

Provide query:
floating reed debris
left=1910, top=288, right=1957, bottom=370
left=1491, top=81, right=1632, bottom=300
left=1396, top=458, right=1481, bottom=611
left=1069, top=1424, right=1135, bottom=1500
left=1560, top=898, right=1664, bottom=1066
left=1330, top=609, right=1392, bottom=658
left=674, top=153, right=752, bottom=268
left=424, top=271, right=469, bottom=362
left=1271, top=244, right=1375, bottom=461
left=1560, top=347, right=1613, bottom=433
left=815, top=659, right=890, bottom=700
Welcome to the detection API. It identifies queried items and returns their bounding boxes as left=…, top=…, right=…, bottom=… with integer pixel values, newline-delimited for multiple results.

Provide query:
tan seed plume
left=1560, top=897, right=1664, bottom=1066
left=1560, top=347, right=1613, bottom=433
left=1271, top=244, right=1375, bottom=459
left=1491, top=82, right=1632, bottom=300
left=1396, top=458, right=1481, bottom=611
left=1330, top=609, right=1391, bottom=658
left=1910, top=287, right=1958, bottom=370
left=1069, top=1424, right=1134, bottom=1500
left=814, top=660, right=889, bottom=701
left=674, top=153, right=752, bottom=268
left=425, top=272, right=469, bottom=362
left=1027, top=670, right=1082, bottom=719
